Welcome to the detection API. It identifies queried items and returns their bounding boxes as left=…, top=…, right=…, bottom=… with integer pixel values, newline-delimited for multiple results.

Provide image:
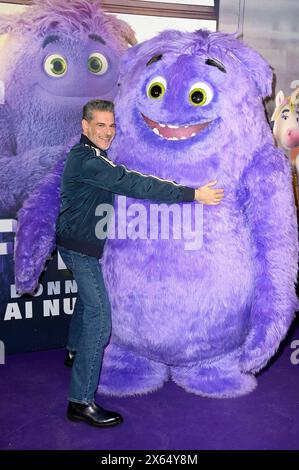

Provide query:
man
left=56, top=99, right=224, bottom=428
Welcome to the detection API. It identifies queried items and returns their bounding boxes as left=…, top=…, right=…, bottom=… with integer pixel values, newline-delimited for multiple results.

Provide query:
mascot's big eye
left=44, top=54, right=67, bottom=77
left=189, top=82, right=213, bottom=106
left=147, top=76, right=167, bottom=99
left=88, top=53, right=108, bottom=75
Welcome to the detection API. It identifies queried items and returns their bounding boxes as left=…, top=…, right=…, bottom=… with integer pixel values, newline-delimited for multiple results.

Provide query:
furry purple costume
left=98, top=30, right=298, bottom=398
left=0, top=0, right=135, bottom=292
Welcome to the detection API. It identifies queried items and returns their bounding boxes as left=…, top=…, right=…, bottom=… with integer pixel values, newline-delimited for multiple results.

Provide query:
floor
left=1, top=329, right=299, bottom=451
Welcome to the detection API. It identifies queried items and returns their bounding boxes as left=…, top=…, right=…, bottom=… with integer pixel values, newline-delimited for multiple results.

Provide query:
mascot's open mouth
left=141, top=113, right=212, bottom=140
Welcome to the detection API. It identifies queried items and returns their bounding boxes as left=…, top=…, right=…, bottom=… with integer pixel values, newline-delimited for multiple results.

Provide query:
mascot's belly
left=103, top=200, right=255, bottom=365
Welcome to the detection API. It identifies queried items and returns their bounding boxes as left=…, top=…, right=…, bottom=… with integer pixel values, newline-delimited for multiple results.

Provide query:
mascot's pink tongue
left=142, top=113, right=210, bottom=139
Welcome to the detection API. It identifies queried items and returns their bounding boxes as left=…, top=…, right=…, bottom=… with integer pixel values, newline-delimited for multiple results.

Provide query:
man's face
left=82, top=110, right=116, bottom=150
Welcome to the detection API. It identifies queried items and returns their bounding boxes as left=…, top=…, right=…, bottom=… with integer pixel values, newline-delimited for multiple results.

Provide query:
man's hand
left=194, top=180, right=224, bottom=205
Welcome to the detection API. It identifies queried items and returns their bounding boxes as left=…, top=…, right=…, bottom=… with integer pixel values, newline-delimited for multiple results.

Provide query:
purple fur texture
left=98, top=29, right=298, bottom=398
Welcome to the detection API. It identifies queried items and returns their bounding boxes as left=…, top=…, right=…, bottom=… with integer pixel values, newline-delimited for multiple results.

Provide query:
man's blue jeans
left=58, top=246, right=112, bottom=404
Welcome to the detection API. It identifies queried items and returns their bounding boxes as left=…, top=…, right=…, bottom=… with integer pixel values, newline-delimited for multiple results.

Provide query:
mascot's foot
left=171, top=362, right=257, bottom=398
left=98, top=343, right=169, bottom=397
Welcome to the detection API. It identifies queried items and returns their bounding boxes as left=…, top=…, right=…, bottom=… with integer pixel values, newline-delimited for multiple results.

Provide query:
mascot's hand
left=239, top=327, right=277, bottom=373
left=239, top=291, right=297, bottom=373
left=239, top=306, right=290, bottom=373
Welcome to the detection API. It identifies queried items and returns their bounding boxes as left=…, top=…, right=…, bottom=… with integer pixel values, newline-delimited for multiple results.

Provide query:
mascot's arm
left=0, top=145, right=64, bottom=216
left=14, top=138, right=78, bottom=294
left=14, top=157, right=65, bottom=294
left=239, top=143, right=298, bottom=373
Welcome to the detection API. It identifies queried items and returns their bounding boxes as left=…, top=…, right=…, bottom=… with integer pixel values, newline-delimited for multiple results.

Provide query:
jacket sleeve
left=75, top=148, right=195, bottom=203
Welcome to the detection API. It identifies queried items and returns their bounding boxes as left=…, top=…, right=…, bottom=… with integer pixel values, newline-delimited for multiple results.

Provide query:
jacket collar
left=80, top=134, right=107, bottom=157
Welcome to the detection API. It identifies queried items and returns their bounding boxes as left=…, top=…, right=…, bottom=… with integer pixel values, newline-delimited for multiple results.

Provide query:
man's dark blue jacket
left=56, top=134, right=195, bottom=258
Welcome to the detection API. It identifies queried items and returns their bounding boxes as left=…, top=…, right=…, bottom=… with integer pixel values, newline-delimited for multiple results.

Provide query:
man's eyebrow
left=89, top=34, right=106, bottom=45
left=146, top=54, right=163, bottom=67
left=42, top=35, right=60, bottom=48
left=205, top=58, right=226, bottom=73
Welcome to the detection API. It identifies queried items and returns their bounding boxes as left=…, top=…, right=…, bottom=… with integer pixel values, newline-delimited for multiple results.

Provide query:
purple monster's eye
left=147, top=76, right=167, bottom=100
left=88, top=53, right=108, bottom=75
left=44, top=54, right=67, bottom=77
left=189, top=82, right=213, bottom=107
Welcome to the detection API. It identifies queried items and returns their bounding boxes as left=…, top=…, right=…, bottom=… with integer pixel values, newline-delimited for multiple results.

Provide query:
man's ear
left=82, top=119, right=88, bottom=134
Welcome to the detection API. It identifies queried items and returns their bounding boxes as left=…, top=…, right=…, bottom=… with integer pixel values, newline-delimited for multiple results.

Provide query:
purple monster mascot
left=0, top=0, right=135, bottom=293
left=97, top=30, right=298, bottom=398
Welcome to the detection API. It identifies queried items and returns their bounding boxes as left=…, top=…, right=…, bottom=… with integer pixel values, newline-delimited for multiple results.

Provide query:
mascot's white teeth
left=141, top=113, right=211, bottom=140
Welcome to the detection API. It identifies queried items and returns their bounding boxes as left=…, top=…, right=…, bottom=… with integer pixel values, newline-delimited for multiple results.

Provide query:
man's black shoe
left=64, top=350, right=76, bottom=368
left=66, top=401, right=123, bottom=427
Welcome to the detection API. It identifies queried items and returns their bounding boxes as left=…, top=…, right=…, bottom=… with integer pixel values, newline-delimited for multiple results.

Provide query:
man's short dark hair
left=82, top=100, right=114, bottom=121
